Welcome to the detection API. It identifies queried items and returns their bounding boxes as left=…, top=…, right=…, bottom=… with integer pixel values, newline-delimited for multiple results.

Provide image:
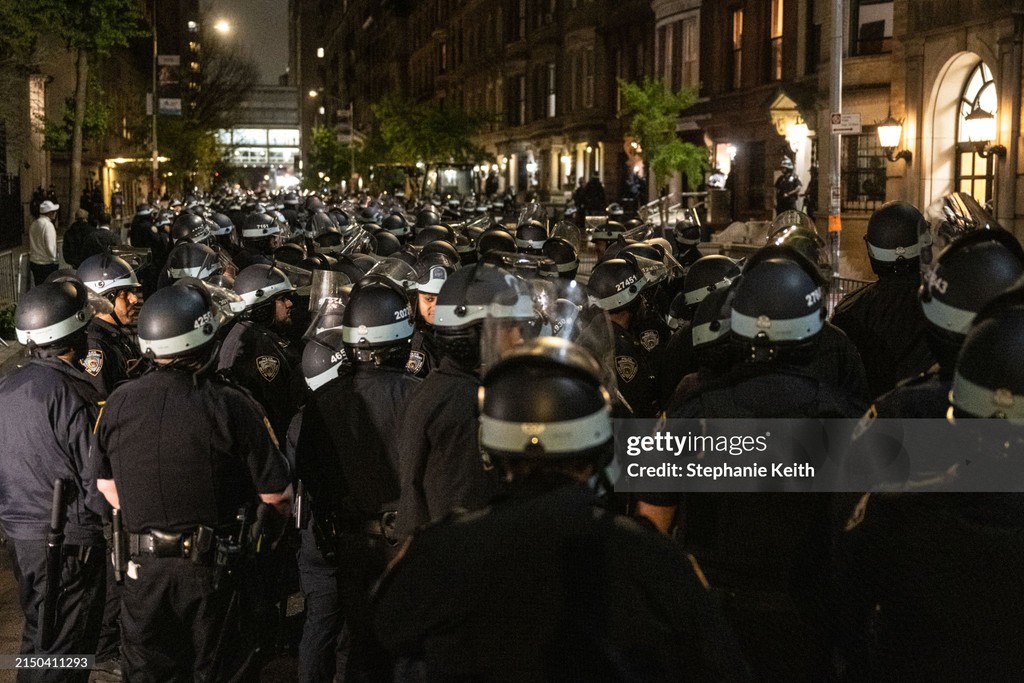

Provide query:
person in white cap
left=29, top=199, right=60, bottom=286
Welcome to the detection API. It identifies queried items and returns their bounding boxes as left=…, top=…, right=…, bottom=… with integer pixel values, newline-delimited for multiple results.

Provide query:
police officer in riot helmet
left=515, top=219, right=547, bottom=255
left=835, top=294, right=1024, bottom=681
left=374, top=339, right=751, bottom=681
left=78, top=254, right=145, bottom=398
left=0, top=280, right=107, bottom=680
left=669, top=247, right=861, bottom=681
left=406, top=253, right=456, bottom=379
left=208, top=212, right=241, bottom=258
left=832, top=200, right=937, bottom=397
left=585, top=257, right=661, bottom=418
left=859, top=228, right=1024, bottom=422
left=542, top=236, right=579, bottom=281
left=170, top=212, right=214, bottom=248
left=158, top=241, right=224, bottom=290
left=672, top=218, right=703, bottom=268
left=477, top=227, right=517, bottom=258
left=219, top=264, right=302, bottom=439
left=92, top=279, right=293, bottom=682
left=291, top=330, right=348, bottom=682
left=590, top=219, right=625, bottom=261
left=294, top=276, right=419, bottom=680
left=236, top=212, right=284, bottom=270
left=395, top=262, right=528, bottom=540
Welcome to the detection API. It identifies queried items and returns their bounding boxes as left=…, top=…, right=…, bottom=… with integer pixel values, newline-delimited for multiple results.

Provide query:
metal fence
left=0, top=249, right=16, bottom=307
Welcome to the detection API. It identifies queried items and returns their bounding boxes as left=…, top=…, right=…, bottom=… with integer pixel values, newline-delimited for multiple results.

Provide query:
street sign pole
left=828, top=0, right=844, bottom=279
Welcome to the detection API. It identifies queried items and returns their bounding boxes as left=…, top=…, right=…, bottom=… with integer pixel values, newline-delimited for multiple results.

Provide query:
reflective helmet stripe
left=479, top=409, right=611, bottom=455
left=341, top=318, right=414, bottom=345
left=684, top=276, right=736, bottom=306
left=138, top=323, right=217, bottom=357
left=692, top=319, right=730, bottom=346
left=16, top=308, right=90, bottom=345
left=867, top=242, right=921, bottom=262
left=921, top=296, right=977, bottom=334
left=951, top=372, right=1024, bottom=423
left=731, top=307, right=822, bottom=341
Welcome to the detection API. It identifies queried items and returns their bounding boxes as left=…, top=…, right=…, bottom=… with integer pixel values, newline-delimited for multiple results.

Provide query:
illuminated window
left=731, top=9, right=743, bottom=90
left=956, top=62, right=997, bottom=207
left=770, top=0, right=783, bottom=81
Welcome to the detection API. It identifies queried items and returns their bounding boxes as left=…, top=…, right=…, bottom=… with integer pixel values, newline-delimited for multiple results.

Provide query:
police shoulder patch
left=256, top=355, right=281, bottom=382
left=615, top=355, right=638, bottom=383
left=82, top=349, right=104, bottom=377
left=406, top=349, right=426, bottom=375
left=639, top=329, right=660, bottom=352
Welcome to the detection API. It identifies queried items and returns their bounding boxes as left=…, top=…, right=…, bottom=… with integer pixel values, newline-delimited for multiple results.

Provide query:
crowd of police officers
left=0, top=184, right=1022, bottom=682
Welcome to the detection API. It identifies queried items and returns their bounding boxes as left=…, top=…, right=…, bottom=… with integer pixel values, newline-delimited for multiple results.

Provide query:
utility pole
left=151, top=0, right=159, bottom=203
left=828, top=0, right=844, bottom=278
left=349, top=102, right=355, bottom=192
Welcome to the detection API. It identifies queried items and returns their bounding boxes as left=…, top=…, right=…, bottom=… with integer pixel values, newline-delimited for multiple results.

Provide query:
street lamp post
left=151, top=0, right=158, bottom=203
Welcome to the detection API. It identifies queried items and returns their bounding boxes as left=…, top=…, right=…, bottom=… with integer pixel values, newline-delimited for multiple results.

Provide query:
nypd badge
left=256, top=355, right=281, bottom=382
left=615, top=355, right=638, bottom=383
left=639, top=329, right=660, bottom=352
left=82, top=349, right=104, bottom=377
left=406, top=350, right=426, bottom=375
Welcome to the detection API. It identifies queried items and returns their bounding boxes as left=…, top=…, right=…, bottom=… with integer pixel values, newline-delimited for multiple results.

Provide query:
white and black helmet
left=302, top=328, right=349, bottom=391
left=241, top=212, right=282, bottom=240
left=165, top=243, right=222, bottom=283
left=479, top=337, right=612, bottom=462
left=15, top=279, right=94, bottom=347
left=586, top=258, right=646, bottom=312
left=341, top=275, right=414, bottom=364
left=137, top=279, right=221, bottom=358
left=77, top=254, right=141, bottom=297
left=233, top=264, right=296, bottom=310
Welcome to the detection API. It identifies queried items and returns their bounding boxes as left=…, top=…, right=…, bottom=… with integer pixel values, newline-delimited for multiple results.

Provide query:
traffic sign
left=830, top=112, right=862, bottom=135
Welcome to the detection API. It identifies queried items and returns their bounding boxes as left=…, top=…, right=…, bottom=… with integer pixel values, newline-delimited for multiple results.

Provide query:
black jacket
left=83, top=317, right=140, bottom=398
left=395, top=357, right=502, bottom=539
left=0, top=358, right=105, bottom=545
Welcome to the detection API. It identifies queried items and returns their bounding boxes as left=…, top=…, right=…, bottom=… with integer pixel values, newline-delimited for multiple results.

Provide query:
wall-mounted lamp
left=963, top=106, right=1007, bottom=159
left=876, top=114, right=912, bottom=164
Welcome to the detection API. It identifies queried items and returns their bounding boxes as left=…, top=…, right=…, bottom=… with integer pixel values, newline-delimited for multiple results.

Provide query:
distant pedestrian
left=29, top=200, right=60, bottom=286
left=62, top=209, right=96, bottom=269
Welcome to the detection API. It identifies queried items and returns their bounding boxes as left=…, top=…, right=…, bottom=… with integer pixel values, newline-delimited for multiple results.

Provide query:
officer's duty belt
left=129, top=528, right=216, bottom=563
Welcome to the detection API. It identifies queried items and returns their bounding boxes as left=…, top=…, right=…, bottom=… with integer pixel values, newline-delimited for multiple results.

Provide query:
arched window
left=956, top=62, right=996, bottom=206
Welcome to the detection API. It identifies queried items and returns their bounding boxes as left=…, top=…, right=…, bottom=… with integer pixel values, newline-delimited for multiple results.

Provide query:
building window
left=841, top=129, right=887, bottom=212
left=547, top=62, right=557, bottom=118
left=517, top=0, right=526, bottom=39
left=956, top=62, right=996, bottom=207
left=730, top=9, right=743, bottom=90
left=770, top=0, right=784, bottom=81
left=852, top=0, right=892, bottom=56
left=682, top=16, right=698, bottom=87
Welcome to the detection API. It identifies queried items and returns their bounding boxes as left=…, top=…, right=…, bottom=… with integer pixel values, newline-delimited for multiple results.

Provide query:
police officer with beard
left=219, top=264, right=302, bottom=439
left=294, top=276, right=419, bottom=680
left=77, top=254, right=144, bottom=398
left=0, top=281, right=107, bottom=682
left=92, top=280, right=292, bottom=682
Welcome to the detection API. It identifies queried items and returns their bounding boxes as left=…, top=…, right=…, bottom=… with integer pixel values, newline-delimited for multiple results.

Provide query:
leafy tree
left=371, top=95, right=491, bottom=194
left=618, top=78, right=706, bottom=213
left=33, top=0, right=145, bottom=214
left=159, top=24, right=258, bottom=193
left=302, top=124, right=358, bottom=191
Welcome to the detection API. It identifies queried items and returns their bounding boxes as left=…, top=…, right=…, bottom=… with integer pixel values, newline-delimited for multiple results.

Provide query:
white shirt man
left=29, top=200, right=60, bottom=286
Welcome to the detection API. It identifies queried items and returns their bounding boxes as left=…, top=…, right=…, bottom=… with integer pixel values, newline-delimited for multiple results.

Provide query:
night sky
left=205, top=0, right=290, bottom=84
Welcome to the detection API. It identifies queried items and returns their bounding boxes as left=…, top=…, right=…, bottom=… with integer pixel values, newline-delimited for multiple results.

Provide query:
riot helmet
left=372, top=229, right=403, bottom=256
left=164, top=242, right=222, bottom=283
left=171, top=212, right=212, bottom=246
left=15, top=279, right=95, bottom=353
left=919, top=228, right=1024, bottom=370
left=302, top=329, right=349, bottom=391
left=542, top=237, right=579, bottom=280
left=682, top=255, right=742, bottom=318
left=420, top=239, right=460, bottom=264
left=586, top=258, right=646, bottom=313
left=479, top=338, right=612, bottom=467
left=136, top=279, right=224, bottom=358
left=477, top=228, right=517, bottom=258
left=865, top=201, right=927, bottom=275
left=233, top=264, right=296, bottom=324
left=78, top=254, right=141, bottom=298
left=381, top=213, right=410, bottom=242
left=341, top=275, right=415, bottom=366
left=949, top=304, right=1024, bottom=424
left=731, top=246, right=826, bottom=363
left=515, top=220, right=548, bottom=254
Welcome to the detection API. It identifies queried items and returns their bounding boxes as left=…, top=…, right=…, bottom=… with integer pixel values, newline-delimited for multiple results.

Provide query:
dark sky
left=204, top=0, right=289, bottom=84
